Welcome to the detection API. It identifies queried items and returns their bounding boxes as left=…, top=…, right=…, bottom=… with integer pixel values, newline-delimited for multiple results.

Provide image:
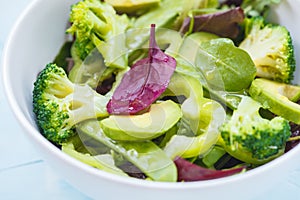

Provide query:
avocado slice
left=163, top=72, right=204, bottom=134
left=163, top=72, right=226, bottom=135
left=105, top=0, right=160, bottom=14
left=163, top=98, right=226, bottom=159
left=249, top=78, right=300, bottom=124
left=100, top=100, right=182, bottom=141
left=161, top=72, right=226, bottom=159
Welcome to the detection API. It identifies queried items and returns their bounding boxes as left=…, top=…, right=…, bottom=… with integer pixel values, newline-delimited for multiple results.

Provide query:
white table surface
left=1, top=1, right=300, bottom=199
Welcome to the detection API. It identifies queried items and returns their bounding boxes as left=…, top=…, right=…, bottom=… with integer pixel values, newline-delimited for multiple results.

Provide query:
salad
left=32, top=0, right=300, bottom=182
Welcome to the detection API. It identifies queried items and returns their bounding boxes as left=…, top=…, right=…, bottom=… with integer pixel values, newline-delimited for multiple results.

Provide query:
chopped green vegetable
left=163, top=97, right=225, bottom=159
left=249, top=78, right=300, bottom=124
left=62, top=140, right=128, bottom=177
left=32, top=63, right=109, bottom=144
left=105, top=0, right=161, bottom=15
left=163, top=72, right=205, bottom=134
left=201, top=146, right=227, bottom=168
left=241, top=0, right=281, bottom=18
left=219, top=95, right=291, bottom=165
left=67, top=0, right=130, bottom=68
left=101, top=100, right=182, bottom=141
left=78, top=119, right=177, bottom=182
left=239, top=17, right=296, bottom=83
left=132, top=0, right=192, bottom=29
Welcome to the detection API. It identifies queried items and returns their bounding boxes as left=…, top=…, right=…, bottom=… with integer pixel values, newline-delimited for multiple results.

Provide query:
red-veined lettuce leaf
left=180, top=7, right=244, bottom=39
left=107, top=24, right=176, bottom=115
left=174, top=157, right=246, bottom=181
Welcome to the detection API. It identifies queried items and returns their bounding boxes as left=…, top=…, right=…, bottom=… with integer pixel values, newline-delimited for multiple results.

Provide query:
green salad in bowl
left=3, top=0, right=300, bottom=199
left=32, top=0, right=300, bottom=182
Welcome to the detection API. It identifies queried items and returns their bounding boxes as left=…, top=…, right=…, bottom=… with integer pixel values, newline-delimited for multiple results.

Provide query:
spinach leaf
left=196, top=38, right=256, bottom=91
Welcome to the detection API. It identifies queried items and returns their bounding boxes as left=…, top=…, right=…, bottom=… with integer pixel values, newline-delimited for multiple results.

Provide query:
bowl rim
left=2, top=0, right=300, bottom=190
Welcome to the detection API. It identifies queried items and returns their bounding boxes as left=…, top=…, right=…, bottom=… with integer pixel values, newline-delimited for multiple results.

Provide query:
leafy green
left=107, top=25, right=176, bottom=115
left=53, top=41, right=73, bottom=73
left=180, top=7, right=245, bottom=39
left=196, top=38, right=256, bottom=91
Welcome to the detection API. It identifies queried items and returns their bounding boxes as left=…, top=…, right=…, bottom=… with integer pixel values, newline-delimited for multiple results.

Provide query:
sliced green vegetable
left=203, top=89, right=245, bottom=110
left=101, top=100, right=182, bottom=141
left=249, top=78, right=300, bottom=124
left=163, top=97, right=225, bottom=159
left=77, top=119, right=177, bottom=182
left=105, top=0, right=160, bottom=14
left=163, top=72, right=205, bottom=134
left=132, top=0, right=187, bottom=29
left=62, top=142, right=128, bottom=176
left=202, top=146, right=226, bottom=168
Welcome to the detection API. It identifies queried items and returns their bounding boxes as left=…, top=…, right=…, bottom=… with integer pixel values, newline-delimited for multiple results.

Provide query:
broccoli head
left=67, top=0, right=129, bottom=68
left=239, top=17, right=296, bottom=83
left=33, top=63, right=109, bottom=144
left=219, top=96, right=291, bottom=165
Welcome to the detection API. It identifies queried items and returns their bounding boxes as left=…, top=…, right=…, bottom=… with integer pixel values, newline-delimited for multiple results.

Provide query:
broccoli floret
left=240, top=0, right=281, bottom=18
left=219, top=96, right=291, bottom=165
left=239, top=17, right=296, bottom=83
left=33, top=63, right=109, bottom=144
left=67, top=0, right=129, bottom=68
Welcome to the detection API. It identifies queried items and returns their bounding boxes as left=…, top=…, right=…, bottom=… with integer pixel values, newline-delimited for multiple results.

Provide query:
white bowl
left=2, top=0, right=300, bottom=199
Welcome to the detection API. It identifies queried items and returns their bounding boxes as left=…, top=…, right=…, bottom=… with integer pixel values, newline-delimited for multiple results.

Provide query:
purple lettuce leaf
left=107, top=24, right=176, bottom=115
left=180, top=7, right=245, bottom=39
left=220, top=0, right=243, bottom=7
left=174, top=157, right=246, bottom=181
